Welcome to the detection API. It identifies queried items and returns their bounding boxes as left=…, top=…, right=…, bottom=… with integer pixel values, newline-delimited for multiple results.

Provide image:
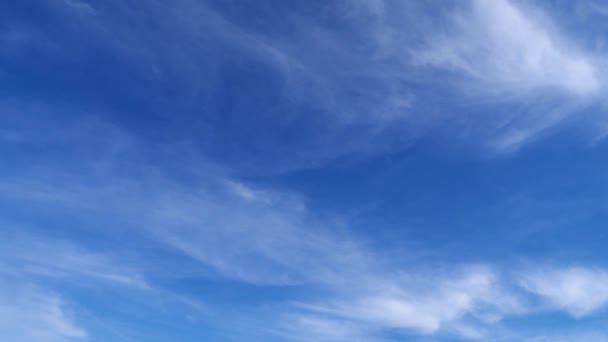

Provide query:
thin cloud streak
left=5, top=113, right=608, bottom=340
left=416, top=0, right=600, bottom=97
left=520, top=266, right=608, bottom=317
left=0, top=285, right=87, bottom=342
left=8, top=0, right=608, bottom=166
left=413, top=0, right=606, bottom=152
left=6, top=1, right=608, bottom=341
left=0, top=233, right=148, bottom=288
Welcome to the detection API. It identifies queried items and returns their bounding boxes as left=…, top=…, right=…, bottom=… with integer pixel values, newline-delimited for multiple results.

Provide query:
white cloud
left=8, top=111, right=608, bottom=340
left=520, top=266, right=608, bottom=317
left=290, top=265, right=523, bottom=339
left=18, top=0, right=606, bottom=163
left=408, top=0, right=606, bottom=153
left=0, top=113, right=517, bottom=339
left=0, top=232, right=148, bottom=288
left=417, top=0, right=600, bottom=97
left=0, top=285, right=87, bottom=342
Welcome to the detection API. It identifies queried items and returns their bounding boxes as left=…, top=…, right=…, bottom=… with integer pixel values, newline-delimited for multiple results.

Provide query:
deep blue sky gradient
left=3, top=1, right=608, bottom=341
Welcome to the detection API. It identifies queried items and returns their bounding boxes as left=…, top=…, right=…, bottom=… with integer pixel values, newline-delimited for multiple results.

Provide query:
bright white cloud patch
left=0, top=286, right=87, bottom=342
left=407, top=0, right=607, bottom=152
left=520, top=267, right=608, bottom=317
left=289, top=265, right=523, bottom=340
left=418, top=0, right=599, bottom=97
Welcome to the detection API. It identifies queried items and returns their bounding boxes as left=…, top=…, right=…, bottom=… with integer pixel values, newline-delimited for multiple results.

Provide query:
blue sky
left=4, top=0, right=608, bottom=341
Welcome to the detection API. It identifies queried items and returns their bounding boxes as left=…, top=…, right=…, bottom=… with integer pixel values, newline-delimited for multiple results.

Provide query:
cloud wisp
left=411, top=0, right=608, bottom=152
left=5, top=0, right=608, bottom=168
left=0, top=285, right=87, bottom=342
left=417, top=0, right=600, bottom=97
left=5, top=1, right=608, bottom=340
left=4, top=112, right=608, bottom=340
left=520, top=266, right=608, bottom=317
left=0, top=232, right=148, bottom=289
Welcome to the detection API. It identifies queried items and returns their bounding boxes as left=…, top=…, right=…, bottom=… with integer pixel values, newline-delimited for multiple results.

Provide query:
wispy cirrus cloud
left=296, top=266, right=518, bottom=332
left=412, top=0, right=606, bottom=152
left=0, top=230, right=149, bottom=341
left=277, top=263, right=608, bottom=340
left=520, top=266, right=608, bottom=317
left=416, top=0, right=600, bottom=97
left=5, top=0, right=608, bottom=168
left=0, top=232, right=148, bottom=288
left=6, top=1, right=608, bottom=341
left=5, top=110, right=608, bottom=340
left=0, top=285, right=87, bottom=342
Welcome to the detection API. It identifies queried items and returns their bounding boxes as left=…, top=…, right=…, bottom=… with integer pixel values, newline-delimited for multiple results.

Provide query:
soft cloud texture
left=295, top=266, right=518, bottom=334
left=0, top=285, right=87, bottom=342
left=417, top=0, right=600, bottom=97
left=405, top=0, right=608, bottom=153
left=6, top=0, right=608, bottom=163
left=0, top=233, right=147, bottom=288
left=5, top=111, right=608, bottom=340
left=520, top=267, right=608, bottom=317
left=5, top=1, right=608, bottom=341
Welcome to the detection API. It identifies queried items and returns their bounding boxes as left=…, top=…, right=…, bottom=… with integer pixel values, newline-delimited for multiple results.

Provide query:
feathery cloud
left=0, top=285, right=87, bottom=342
left=417, top=0, right=600, bottom=97
left=520, top=266, right=608, bottom=317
